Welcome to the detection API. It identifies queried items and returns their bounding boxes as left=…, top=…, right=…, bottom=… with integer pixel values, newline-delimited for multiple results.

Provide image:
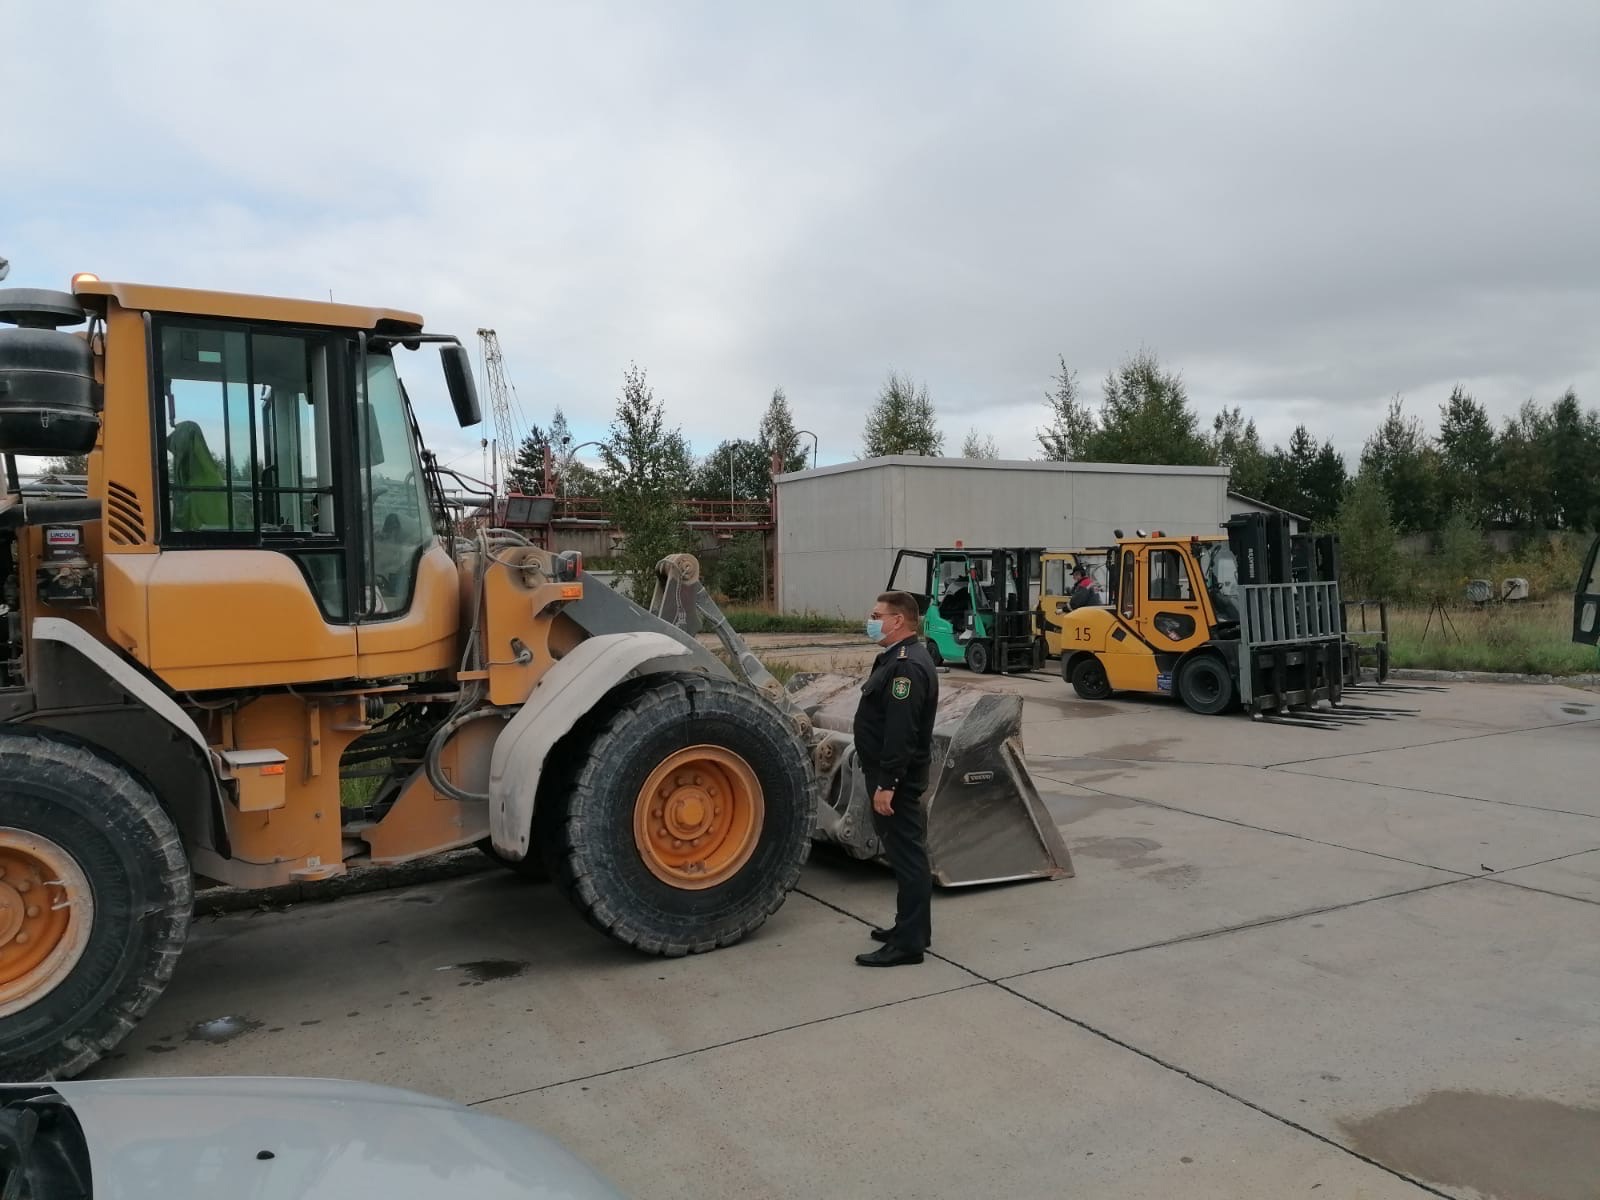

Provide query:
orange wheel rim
left=0, top=829, right=94, bottom=1018
left=633, top=746, right=764, bottom=890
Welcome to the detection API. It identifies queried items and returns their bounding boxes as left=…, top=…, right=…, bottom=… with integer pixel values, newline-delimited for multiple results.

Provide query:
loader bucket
left=787, top=673, right=1074, bottom=887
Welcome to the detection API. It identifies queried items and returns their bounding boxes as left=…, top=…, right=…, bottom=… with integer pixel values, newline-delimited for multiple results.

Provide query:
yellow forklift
left=1055, top=515, right=1400, bottom=721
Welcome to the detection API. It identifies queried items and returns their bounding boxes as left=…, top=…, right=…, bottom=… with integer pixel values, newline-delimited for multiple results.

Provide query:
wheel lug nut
left=14, top=882, right=28, bottom=894
left=672, top=839, right=684, bottom=849
left=13, top=932, right=27, bottom=945
left=652, top=807, right=663, bottom=819
left=707, top=786, right=718, bottom=798
left=657, top=826, right=668, bottom=839
left=25, top=906, right=39, bottom=919
left=693, top=775, right=703, bottom=786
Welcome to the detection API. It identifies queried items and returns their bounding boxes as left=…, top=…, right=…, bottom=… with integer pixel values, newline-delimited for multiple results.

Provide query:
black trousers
left=871, top=782, right=932, bottom=951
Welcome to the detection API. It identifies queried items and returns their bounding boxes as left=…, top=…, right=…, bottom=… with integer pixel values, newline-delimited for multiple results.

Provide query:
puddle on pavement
left=1096, top=738, right=1182, bottom=761
left=1560, top=704, right=1591, bottom=716
left=1072, top=836, right=1163, bottom=868
left=185, top=1015, right=263, bottom=1045
left=437, top=958, right=529, bottom=984
left=1340, top=1089, right=1600, bottom=1200
left=1029, top=696, right=1116, bottom=719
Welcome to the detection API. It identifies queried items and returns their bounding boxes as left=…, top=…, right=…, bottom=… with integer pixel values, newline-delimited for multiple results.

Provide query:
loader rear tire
left=0, top=733, right=191, bottom=1081
left=548, top=674, right=814, bottom=956
left=1069, top=656, right=1112, bottom=701
left=1177, top=655, right=1234, bottom=716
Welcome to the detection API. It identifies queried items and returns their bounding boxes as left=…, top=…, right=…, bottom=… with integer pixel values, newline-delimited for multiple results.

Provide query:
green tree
left=1426, top=508, right=1486, bottom=604
left=1548, top=388, right=1600, bottom=531
left=709, top=531, right=766, bottom=603
left=1338, top=470, right=1402, bottom=601
left=1359, top=396, right=1440, bottom=532
left=43, top=454, right=89, bottom=476
left=1490, top=400, right=1555, bottom=528
left=960, top=429, right=999, bottom=459
left=1083, top=348, right=1210, bottom=465
left=1036, top=357, right=1095, bottom=461
left=600, top=363, right=695, bottom=602
left=693, top=438, right=773, bottom=501
left=506, top=407, right=572, bottom=494
left=1262, top=426, right=1347, bottom=527
left=1436, top=386, right=1496, bottom=524
left=1303, top=439, right=1349, bottom=527
left=1208, top=406, right=1270, bottom=500
left=507, top=423, right=548, bottom=494
left=757, top=388, right=809, bottom=473
left=863, top=372, right=942, bottom=457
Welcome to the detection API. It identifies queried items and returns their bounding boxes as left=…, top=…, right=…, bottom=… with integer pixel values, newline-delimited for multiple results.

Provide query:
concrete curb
left=193, top=847, right=500, bottom=916
left=1389, top=667, right=1600, bottom=688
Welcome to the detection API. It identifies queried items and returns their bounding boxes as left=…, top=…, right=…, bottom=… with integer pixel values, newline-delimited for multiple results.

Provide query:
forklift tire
left=0, top=733, right=192, bottom=1082
left=545, top=673, right=814, bottom=956
left=1069, top=656, right=1113, bottom=701
left=964, top=641, right=991, bottom=674
left=926, top=641, right=943, bottom=669
left=1177, top=655, right=1234, bottom=716
left=1031, top=638, right=1046, bottom=672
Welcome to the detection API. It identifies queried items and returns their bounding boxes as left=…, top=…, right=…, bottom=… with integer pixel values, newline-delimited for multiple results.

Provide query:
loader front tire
left=0, top=733, right=191, bottom=1081
left=549, top=674, right=814, bottom=956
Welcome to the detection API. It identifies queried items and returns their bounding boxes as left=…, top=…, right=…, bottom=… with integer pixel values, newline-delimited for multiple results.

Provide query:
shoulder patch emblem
left=891, top=677, right=911, bottom=700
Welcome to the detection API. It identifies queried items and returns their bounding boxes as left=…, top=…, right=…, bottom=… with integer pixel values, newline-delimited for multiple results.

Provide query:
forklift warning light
left=559, top=584, right=583, bottom=600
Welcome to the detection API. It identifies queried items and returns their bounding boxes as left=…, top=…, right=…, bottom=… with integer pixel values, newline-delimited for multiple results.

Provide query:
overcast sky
left=8, top=1, right=1599, bottom=476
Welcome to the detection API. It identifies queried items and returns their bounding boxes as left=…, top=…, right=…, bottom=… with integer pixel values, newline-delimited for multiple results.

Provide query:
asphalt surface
left=99, top=674, right=1600, bottom=1199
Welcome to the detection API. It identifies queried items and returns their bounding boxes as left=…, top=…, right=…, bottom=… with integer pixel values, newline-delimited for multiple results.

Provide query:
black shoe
left=869, top=926, right=892, bottom=943
left=855, top=944, right=924, bottom=967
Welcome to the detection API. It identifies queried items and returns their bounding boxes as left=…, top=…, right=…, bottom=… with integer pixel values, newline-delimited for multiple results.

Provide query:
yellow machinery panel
left=144, top=550, right=358, bottom=689
left=354, top=544, right=461, bottom=680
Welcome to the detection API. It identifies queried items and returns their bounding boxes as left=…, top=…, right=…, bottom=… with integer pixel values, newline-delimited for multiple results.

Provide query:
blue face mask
left=866, top=617, right=885, bottom=642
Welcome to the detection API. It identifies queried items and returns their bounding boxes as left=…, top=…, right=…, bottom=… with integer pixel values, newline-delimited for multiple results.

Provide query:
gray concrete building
left=774, top=456, right=1232, bottom=615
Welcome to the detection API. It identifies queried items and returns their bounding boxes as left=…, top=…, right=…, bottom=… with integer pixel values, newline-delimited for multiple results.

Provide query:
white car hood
left=52, top=1076, right=625, bottom=1200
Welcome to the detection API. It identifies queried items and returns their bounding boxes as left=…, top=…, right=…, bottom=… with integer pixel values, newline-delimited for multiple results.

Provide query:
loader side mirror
left=440, top=344, right=481, bottom=428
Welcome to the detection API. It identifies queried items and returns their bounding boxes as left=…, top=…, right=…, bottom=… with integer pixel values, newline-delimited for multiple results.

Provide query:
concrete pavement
left=99, top=676, right=1600, bottom=1199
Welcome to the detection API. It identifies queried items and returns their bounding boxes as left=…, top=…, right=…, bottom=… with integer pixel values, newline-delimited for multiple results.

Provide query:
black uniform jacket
left=853, top=635, right=940, bottom=793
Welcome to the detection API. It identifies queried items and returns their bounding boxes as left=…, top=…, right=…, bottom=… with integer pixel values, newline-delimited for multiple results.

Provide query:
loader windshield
left=359, top=351, right=435, bottom=615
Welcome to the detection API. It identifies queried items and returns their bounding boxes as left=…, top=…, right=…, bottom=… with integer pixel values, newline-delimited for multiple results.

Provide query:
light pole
left=558, top=437, right=604, bottom=498
left=795, top=429, right=819, bottom=471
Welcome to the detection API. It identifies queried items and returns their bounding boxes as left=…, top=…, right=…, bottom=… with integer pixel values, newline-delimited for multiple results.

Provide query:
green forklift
left=886, top=546, right=1046, bottom=673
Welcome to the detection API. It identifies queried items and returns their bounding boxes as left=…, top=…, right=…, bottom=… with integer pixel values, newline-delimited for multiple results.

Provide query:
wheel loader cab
left=135, top=306, right=465, bottom=688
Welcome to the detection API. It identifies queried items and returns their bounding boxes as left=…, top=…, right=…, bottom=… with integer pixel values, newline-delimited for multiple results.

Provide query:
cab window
left=1148, top=549, right=1192, bottom=602
left=359, top=351, right=436, bottom=617
left=157, top=320, right=346, bottom=618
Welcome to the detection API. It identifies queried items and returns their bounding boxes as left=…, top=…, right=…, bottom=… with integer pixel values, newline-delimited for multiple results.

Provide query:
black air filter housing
left=0, top=289, right=101, bottom=456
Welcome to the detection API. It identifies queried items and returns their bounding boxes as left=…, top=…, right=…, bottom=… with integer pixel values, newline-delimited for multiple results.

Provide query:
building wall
left=776, top=457, right=1230, bottom=614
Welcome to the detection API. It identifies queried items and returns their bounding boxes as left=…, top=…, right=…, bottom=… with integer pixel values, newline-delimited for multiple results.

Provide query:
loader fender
left=488, top=632, right=693, bottom=860
left=23, top=617, right=227, bottom=856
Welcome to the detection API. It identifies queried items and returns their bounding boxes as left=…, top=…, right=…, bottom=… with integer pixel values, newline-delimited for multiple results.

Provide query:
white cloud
left=8, top=0, right=1599, bottom=473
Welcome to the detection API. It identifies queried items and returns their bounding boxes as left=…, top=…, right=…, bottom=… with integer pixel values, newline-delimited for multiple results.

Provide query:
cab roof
left=71, top=277, right=424, bottom=333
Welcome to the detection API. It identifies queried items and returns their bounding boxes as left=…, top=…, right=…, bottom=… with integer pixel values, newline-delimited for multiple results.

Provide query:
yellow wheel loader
left=0, top=276, right=1069, bottom=1081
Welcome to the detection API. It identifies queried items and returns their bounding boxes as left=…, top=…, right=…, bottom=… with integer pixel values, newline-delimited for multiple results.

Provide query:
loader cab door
left=142, top=319, right=455, bottom=689
left=1574, top=535, right=1600, bottom=646
left=1134, top=544, right=1210, bottom=655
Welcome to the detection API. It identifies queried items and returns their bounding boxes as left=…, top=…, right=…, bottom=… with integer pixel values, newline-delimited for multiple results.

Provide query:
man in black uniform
left=852, top=590, right=939, bottom=967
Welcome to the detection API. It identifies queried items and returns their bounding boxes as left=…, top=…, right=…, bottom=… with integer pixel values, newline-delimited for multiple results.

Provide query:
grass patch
left=1385, top=602, right=1599, bottom=676
left=759, top=657, right=801, bottom=686
left=723, top=606, right=857, bottom=635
